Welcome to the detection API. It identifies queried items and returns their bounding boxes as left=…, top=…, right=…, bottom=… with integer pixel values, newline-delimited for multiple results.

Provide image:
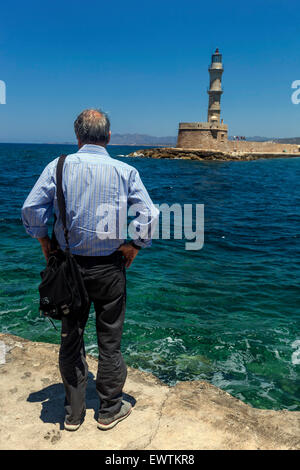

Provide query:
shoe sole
left=97, top=407, right=132, bottom=430
left=64, top=423, right=81, bottom=432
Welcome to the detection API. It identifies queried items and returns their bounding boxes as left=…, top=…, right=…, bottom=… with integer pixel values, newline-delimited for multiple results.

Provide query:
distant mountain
left=229, top=136, right=271, bottom=142
left=3, top=134, right=298, bottom=146
left=274, top=137, right=300, bottom=144
left=230, top=136, right=300, bottom=143
left=110, top=134, right=300, bottom=146
left=109, top=133, right=177, bottom=146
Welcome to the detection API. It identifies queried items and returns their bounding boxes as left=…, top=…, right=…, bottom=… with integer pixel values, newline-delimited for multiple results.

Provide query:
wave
left=0, top=306, right=27, bottom=315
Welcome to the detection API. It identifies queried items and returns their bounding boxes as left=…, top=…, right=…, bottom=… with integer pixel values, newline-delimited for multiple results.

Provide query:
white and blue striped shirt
left=22, top=144, right=159, bottom=256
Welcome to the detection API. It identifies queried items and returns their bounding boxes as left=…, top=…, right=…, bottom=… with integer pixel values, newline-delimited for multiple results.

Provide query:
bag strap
left=56, top=154, right=69, bottom=249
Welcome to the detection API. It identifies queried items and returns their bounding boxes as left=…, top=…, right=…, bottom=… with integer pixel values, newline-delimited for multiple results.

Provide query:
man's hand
left=118, top=242, right=140, bottom=268
left=38, top=235, right=52, bottom=262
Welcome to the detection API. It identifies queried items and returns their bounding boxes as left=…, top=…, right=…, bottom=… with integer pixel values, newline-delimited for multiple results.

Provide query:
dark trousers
left=58, top=251, right=127, bottom=425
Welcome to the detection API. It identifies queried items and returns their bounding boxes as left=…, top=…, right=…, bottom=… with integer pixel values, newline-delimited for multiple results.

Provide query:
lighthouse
left=207, top=48, right=224, bottom=124
left=176, top=48, right=228, bottom=149
left=174, top=48, right=298, bottom=155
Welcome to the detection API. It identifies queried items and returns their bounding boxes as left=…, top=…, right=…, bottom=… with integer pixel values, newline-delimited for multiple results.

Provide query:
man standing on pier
left=21, top=109, right=159, bottom=431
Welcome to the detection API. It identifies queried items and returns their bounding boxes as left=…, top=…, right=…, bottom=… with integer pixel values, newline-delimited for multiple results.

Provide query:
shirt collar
left=77, top=144, right=109, bottom=156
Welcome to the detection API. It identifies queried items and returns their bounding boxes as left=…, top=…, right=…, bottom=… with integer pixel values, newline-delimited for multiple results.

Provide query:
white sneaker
left=64, top=421, right=81, bottom=431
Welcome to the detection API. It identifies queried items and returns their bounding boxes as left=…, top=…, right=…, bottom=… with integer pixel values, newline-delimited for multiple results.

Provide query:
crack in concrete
left=142, top=387, right=171, bottom=450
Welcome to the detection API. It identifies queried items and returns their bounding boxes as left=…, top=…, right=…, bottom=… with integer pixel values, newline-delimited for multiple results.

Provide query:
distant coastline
left=0, top=134, right=300, bottom=146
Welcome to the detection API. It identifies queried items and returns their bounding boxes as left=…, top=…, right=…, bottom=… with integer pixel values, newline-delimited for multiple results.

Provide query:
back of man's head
left=74, top=109, right=111, bottom=146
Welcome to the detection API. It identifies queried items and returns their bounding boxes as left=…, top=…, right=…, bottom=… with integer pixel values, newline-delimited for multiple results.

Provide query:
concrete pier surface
left=0, top=333, right=299, bottom=450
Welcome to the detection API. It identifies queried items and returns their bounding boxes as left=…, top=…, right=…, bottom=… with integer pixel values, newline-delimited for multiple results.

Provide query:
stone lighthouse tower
left=207, top=48, right=224, bottom=124
left=176, top=48, right=228, bottom=149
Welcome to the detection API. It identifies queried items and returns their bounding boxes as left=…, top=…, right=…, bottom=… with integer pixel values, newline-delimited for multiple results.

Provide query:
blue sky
left=0, top=0, right=300, bottom=142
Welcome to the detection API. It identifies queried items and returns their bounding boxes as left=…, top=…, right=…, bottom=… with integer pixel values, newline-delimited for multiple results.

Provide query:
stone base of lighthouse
left=176, top=121, right=228, bottom=150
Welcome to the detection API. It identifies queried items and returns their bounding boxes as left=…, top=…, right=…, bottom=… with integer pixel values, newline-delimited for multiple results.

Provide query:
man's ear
left=77, top=137, right=82, bottom=149
left=107, top=131, right=111, bottom=145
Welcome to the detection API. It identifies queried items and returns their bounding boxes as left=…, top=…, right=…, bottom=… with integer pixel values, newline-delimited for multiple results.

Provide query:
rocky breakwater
left=0, top=333, right=299, bottom=450
left=128, top=147, right=300, bottom=161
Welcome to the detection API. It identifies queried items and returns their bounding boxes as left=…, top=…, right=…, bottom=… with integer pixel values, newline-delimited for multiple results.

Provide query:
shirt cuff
left=130, top=238, right=152, bottom=249
left=24, top=226, right=49, bottom=239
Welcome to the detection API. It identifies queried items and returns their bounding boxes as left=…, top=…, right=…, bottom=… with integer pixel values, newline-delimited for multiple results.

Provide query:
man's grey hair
left=74, top=109, right=111, bottom=144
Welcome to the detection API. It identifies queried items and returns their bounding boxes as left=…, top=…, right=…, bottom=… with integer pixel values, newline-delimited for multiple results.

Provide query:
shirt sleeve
left=21, top=160, right=57, bottom=238
left=127, top=169, right=159, bottom=248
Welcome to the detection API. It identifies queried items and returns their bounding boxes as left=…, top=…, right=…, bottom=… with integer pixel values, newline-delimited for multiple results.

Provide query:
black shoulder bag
left=38, top=154, right=89, bottom=321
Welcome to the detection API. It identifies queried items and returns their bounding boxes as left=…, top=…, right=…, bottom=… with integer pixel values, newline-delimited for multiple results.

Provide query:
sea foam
left=291, top=340, right=300, bottom=365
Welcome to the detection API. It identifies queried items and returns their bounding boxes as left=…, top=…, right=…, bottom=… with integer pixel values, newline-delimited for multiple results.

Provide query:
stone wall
left=177, top=127, right=300, bottom=153
left=227, top=140, right=300, bottom=153
left=177, top=122, right=228, bottom=149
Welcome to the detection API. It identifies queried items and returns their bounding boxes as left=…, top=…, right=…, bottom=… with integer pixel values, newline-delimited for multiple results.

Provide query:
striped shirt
left=21, top=144, right=159, bottom=256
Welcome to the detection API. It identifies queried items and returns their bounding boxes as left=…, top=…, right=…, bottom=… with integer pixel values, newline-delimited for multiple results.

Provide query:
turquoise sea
left=0, top=143, right=299, bottom=411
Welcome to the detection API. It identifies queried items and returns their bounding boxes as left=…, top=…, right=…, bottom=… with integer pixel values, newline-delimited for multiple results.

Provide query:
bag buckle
left=61, top=304, right=70, bottom=315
